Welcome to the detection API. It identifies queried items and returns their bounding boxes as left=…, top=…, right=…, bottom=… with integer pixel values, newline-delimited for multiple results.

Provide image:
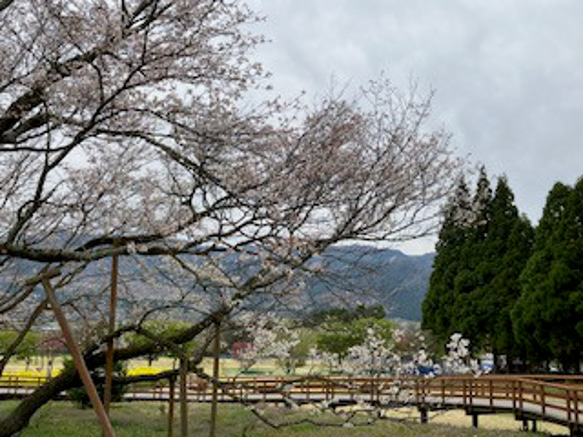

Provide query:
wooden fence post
left=441, top=378, right=445, bottom=403
left=541, top=383, right=546, bottom=415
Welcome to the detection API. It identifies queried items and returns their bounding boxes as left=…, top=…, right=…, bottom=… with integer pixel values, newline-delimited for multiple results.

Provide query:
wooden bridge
left=1, top=374, right=582, bottom=436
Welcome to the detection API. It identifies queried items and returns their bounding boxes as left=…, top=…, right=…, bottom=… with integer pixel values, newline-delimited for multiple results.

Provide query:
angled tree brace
left=42, top=278, right=116, bottom=437
left=104, top=252, right=119, bottom=413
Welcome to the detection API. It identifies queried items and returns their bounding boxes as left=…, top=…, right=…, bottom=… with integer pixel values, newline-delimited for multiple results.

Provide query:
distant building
left=232, top=341, right=252, bottom=359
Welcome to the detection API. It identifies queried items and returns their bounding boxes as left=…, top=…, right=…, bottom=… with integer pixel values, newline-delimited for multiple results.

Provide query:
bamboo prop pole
left=104, top=252, right=119, bottom=413
left=168, top=375, right=176, bottom=437
left=42, top=278, right=116, bottom=437
left=179, top=357, right=188, bottom=437
left=209, top=321, right=221, bottom=437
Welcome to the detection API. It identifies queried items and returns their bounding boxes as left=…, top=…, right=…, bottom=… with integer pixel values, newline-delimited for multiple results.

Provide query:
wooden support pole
left=419, top=407, right=428, bottom=424
left=42, top=279, right=116, bottom=437
left=104, top=252, right=119, bottom=413
left=168, top=376, right=176, bottom=437
left=179, top=357, right=188, bottom=437
left=209, top=321, right=221, bottom=437
left=472, top=413, right=479, bottom=428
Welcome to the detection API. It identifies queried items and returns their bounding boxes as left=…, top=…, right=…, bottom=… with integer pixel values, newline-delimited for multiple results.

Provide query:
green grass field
left=0, top=401, right=562, bottom=437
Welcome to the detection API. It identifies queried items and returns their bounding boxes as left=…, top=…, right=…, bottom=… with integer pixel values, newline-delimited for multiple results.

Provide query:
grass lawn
left=0, top=401, right=557, bottom=437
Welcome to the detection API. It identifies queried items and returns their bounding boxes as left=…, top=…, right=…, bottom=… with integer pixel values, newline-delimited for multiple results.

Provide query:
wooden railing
left=1, top=374, right=582, bottom=430
left=126, top=374, right=583, bottom=431
left=417, top=376, right=582, bottom=416
left=0, top=375, right=50, bottom=396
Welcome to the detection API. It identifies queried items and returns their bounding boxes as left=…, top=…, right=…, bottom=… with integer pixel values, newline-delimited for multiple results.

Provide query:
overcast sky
left=249, top=0, right=583, bottom=254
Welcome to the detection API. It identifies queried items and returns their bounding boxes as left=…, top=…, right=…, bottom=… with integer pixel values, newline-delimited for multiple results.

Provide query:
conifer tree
left=422, top=177, right=472, bottom=343
left=471, top=166, right=494, bottom=238
left=512, top=180, right=583, bottom=373
left=470, top=177, right=533, bottom=367
left=424, top=170, right=533, bottom=369
left=451, top=167, right=493, bottom=348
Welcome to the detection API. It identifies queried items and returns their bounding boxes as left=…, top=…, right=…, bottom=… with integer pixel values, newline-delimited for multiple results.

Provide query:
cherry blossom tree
left=236, top=313, right=301, bottom=374
left=0, top=1, right=459, bottom=434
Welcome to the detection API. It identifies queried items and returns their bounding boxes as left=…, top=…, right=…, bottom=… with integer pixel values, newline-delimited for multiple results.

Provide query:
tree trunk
left=492, top=349, right=499, bottom=374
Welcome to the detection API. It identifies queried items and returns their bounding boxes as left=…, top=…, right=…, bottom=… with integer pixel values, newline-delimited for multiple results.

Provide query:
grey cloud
left=250, top=0, right=583, bottom=252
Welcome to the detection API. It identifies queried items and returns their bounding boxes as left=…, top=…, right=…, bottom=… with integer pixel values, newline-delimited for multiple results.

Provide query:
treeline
left=422, top=168, right=583, bottom=373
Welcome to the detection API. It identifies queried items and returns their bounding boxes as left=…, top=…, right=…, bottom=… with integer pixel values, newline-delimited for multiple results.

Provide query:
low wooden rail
left=2, top=374, right=582, bottom=434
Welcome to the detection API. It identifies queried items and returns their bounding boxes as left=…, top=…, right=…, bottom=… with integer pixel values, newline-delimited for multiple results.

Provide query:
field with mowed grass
left=0, top=401, right=564, bottom=437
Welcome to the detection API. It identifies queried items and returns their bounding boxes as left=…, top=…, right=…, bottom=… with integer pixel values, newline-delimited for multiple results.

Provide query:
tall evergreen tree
left=469, top=176, right=533, bottom=366
left=471, top=166, right=494, bottom=238
left=451, top=167, right=494, bottom=348
left=512, top=180, right=583, bottom=373
left=422, top=177, right=472, bottom=343
left=423, top=170, right=533, bottom=368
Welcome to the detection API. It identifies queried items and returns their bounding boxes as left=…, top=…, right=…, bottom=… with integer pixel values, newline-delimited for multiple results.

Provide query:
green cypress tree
left=471, top=166, right=493, bottom=238
left=424, top=169, right=534, bottom=370
left=475, top=177, right=533, bottom=368
left=512, top=180, right=583, bottom=373
left=422, top=177, right=472, bottom=343
left=451, top=173, right=534, bottom=368
left=450, top=167, right=493, bottom=350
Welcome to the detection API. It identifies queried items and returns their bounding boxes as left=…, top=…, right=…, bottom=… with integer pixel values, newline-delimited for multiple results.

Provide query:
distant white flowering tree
left=442, top=332, right=481, bottom=375
left=236, top=325, right=483, bottom=429
left=236, top=314, right=301, bottom=374
left=345, top=327, right=399, bottom=375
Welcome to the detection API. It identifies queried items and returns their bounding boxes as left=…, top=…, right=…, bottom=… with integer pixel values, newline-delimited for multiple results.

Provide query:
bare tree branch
left=0, top=0, right=15, bottom=13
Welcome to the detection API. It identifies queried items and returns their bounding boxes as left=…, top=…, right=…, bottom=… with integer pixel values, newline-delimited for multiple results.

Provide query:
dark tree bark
left=0, top=0, right=15, bottom=13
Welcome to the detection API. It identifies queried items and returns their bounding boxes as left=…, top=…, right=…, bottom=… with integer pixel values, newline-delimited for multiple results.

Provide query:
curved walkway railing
left=1, top=374, right=582, bottom=434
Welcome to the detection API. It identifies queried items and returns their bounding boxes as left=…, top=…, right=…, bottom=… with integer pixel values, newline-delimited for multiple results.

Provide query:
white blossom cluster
left=442, top=332, right=481, bottom=375
left=237, top=313, right=300, bottom=374
left=345, top=327, right=400, bottom=375
left=247, top=322, right=482, bottom=379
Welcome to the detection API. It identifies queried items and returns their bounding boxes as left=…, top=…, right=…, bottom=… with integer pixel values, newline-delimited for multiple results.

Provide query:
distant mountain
left=302, top=245, right=434, bottom=321
left=0, top=241, right=434, bottom=323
